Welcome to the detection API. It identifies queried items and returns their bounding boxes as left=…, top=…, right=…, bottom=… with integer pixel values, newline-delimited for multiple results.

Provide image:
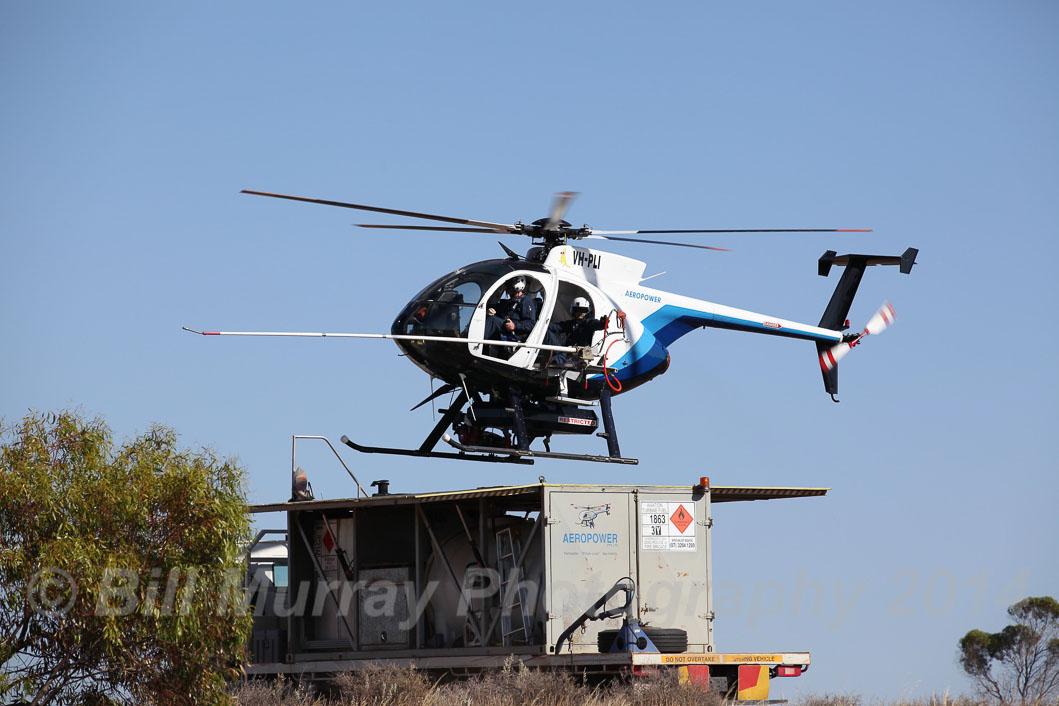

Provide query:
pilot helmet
left=571, top=296, right=590, bottom=317
left=507, top=276, right=526, bottom=294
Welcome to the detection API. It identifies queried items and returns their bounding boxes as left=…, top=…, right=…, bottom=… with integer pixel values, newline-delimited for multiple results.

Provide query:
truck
left=243, top=435, right=827, bottom=700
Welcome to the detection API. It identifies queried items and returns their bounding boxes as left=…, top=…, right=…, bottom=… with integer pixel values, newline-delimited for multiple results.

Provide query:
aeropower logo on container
left=562, top=504, right=619, bottom=546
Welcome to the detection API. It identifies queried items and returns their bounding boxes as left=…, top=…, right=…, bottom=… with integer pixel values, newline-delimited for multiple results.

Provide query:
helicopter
left=185, top=190, right=917, bottom=465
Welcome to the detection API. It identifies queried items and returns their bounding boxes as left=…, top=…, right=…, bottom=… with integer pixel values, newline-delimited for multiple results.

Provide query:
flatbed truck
left=243, top=437, right=827, bottom=700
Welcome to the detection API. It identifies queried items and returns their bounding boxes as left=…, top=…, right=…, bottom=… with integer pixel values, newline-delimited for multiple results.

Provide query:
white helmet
left=571, top=296, right=590, bottom=315
left=508, top=277, right=526, bottom=294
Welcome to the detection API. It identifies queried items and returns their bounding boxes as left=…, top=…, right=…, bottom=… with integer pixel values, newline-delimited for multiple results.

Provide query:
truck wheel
left=597, top=627, right=688, bottom=654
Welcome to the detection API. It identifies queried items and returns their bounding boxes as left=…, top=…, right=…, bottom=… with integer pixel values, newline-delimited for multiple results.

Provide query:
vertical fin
left=814, top=248, right=917, bottom=398
left=816, top=341, right=840, bottom=399
left=818, top=254, right=869, bottom=330
left=817, top=254, right=869, bottom=399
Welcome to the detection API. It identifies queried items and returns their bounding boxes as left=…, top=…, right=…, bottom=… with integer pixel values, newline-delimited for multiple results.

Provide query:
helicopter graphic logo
left=573, top=503, right=611, bottom=528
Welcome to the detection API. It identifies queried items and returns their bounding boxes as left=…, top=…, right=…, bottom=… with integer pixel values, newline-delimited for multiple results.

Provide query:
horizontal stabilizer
left=817, top=247, right=916, bottom=331
left=818, top=247, right=918, bottom=277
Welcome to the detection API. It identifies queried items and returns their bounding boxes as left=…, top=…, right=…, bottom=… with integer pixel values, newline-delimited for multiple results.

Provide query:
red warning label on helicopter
left=558, top=416, right=594, bottom=427
left=764, top=321, right=782, bottom=329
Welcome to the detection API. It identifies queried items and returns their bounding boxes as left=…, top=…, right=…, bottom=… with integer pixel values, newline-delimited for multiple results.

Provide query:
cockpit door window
left=468, top=271, right=556, bottom=368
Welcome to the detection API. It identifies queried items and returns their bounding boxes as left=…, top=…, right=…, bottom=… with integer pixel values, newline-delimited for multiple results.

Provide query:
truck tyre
left=597, top=627, right=688, bottom=654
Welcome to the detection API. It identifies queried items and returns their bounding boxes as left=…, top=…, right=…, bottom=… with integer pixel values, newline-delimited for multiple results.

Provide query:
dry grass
left=234, top=677, right=329, bottom=706
left=429, top=659, right=591, bottom=706
left=331, top=664, right=436, bottom=706
left=597, top=669, right=723, bottom=706
left=233, top=660, right=720, bottom=706
left=798, top=694, right=990, bottom=706
left=233, top=667, right=988, bottom=706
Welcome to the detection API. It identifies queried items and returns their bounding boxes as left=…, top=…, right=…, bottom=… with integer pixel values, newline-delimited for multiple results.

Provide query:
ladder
left=496, top=527, right=531, bottom=645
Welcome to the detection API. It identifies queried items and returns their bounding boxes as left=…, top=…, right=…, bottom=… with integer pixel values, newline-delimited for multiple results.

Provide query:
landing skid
left=442, top=434, right=637, bottom=465
left=341, top=434, right=638, bottom=465
left=340, top=435, right=533, bottom=465
left=341, top=384, right=635, bottom=466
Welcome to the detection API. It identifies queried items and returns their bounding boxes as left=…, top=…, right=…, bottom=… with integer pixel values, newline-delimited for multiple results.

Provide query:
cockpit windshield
left=393, top=262, right=515, bottom=338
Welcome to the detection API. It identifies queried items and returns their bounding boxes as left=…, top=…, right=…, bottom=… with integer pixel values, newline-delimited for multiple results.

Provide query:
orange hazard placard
left=670, top=504, right=693, bottom=534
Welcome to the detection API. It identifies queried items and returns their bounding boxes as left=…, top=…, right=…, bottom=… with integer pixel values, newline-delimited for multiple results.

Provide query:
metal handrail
left=291, top=435, right=368, bottom=498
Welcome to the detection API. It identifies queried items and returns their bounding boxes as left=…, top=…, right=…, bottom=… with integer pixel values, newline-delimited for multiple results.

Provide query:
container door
left=305, top=516, right=357, bottom=649
left=636, top=490, right=713, bottom=651
left=546, top=489, right=636, bottom=654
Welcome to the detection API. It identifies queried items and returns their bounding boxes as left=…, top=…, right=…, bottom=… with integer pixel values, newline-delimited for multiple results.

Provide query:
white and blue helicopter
left=185, top=191, right=917, bottom=465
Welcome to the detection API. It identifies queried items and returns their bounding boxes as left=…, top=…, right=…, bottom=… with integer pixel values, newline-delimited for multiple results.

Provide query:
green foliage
left=0, top=409, right=253, bottom=705
left=958, top=596, right=1059, bottom=705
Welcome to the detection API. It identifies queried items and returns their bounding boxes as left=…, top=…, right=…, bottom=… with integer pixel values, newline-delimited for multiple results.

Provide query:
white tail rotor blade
left=819, top=341, right=854, bottom=372
left=818, top=301, right=897, bottom=372
left=863, top=301, right=896, bottom=335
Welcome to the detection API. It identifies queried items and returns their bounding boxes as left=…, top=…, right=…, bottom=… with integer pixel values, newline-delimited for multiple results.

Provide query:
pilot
left=485, top=276, right=538, bottom=344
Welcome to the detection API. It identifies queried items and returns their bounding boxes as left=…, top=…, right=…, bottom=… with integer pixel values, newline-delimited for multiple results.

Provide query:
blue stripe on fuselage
left=609, top=330, right=668, bottom=381
left=596, top=304, right=837, bottom=386
left=644, top=304, right=836, bottom=344
left=644, top=305, right=711, bottom=347
left=597, top=306, right=708, bottom=383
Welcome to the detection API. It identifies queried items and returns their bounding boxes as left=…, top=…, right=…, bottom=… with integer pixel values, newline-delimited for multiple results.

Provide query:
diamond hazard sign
left=671, top=505, right=693, bottom=534
left=322, top=528, right=335, bottom=553
left=641, top=501, right=697, bottom=552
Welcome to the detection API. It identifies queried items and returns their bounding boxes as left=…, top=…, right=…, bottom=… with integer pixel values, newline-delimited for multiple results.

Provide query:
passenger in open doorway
left=546, top=298, right=624, bottom=366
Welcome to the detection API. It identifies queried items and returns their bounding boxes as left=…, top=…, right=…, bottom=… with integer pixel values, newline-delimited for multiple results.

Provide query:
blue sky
left=2, top=1, right=1056, bottom=699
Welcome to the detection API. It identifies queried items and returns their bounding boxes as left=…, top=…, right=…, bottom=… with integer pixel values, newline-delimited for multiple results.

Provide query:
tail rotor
left=818, top=302, right=897, bottom=386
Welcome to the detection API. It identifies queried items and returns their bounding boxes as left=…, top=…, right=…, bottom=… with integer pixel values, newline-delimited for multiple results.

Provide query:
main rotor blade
left=356, top=224, right=505, bottom=233
left=590, top=228, right=872, bottom=235
left=545, top=191, right=578, bottom=231
left=242, top=190, right=518, bottom=232
left=583, top=234, right=730, bottom=251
